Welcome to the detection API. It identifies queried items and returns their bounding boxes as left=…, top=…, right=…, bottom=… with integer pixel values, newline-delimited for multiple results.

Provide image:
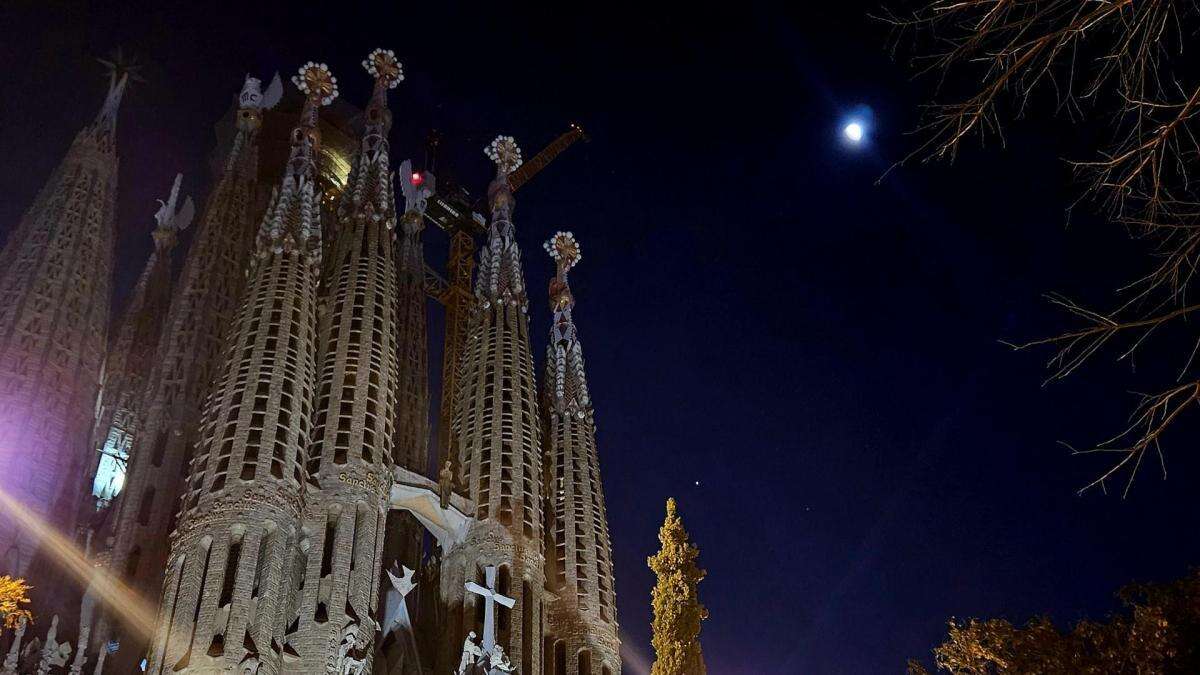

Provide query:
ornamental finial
left=291, top=62, right=339, bottom=106
left=153, top=173, right=195, bottom=235
left=284, top=62, right=337, bottom=179
left=360, top=49, right=402, bottom=138
left=485, top=135, right=523, bottom=176
left=544, top=231, right=581, bottom=275
left=362, top=48, right=403, bottom=89
left=545, top=231, right=580, bottom=313
left=239, top=72, right=283, bottom=110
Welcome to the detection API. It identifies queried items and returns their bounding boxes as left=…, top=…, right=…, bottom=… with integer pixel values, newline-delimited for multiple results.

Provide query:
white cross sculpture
left=464, top=565, right=515, bottom=655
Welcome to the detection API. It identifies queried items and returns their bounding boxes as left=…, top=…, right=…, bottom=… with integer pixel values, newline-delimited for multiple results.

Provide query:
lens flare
left=0, top=487, right=156, bottom=641
left=619, top=630, right=654, bottom=675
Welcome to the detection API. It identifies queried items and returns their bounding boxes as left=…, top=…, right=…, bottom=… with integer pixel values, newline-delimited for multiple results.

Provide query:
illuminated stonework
left=438, top=135, right=548, bottom=675
left=98, top=74, right=270, bottom=675
left=542, top=235, right=620, bottom=674
left=4, top=54, right=623, bottom=675
left=0, top=68, right=127, bottom=576
left=144, top=62, right=334, bottom=674
left=88, top=173, right=193, bottom=509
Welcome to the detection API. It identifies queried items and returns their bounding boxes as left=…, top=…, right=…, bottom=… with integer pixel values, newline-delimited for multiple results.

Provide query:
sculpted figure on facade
left=488, top=645, right=516, bottom=673
left=456, top=631, right=482, bottom=674
left=438, top=459, right=454, bottom=509
left=36, top=615, right=72, bottom=675
left=2, top=616, right=26, bottom=674
left=334, top=618, right=372, bottom=675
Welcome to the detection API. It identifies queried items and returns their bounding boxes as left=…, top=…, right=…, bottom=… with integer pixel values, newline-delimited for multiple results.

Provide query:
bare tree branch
left=886, top=0, right=1200, bottom=494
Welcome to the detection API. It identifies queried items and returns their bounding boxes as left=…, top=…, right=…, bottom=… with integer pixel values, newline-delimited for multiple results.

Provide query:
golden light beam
left=0, top=488, right=156, bottom=641
left=619, top=629, right=654, bottom=675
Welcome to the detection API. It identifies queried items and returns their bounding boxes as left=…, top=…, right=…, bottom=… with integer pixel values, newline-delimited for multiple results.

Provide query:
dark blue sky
left=3, top=2, right=1200, bottom=673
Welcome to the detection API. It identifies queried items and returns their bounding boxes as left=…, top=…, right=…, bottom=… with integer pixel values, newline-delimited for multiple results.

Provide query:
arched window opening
left=498, top=565, right=511, bottom=631
left=137, top=488, right=155, bottom=526
left=554, top=640, right=566, bottom=675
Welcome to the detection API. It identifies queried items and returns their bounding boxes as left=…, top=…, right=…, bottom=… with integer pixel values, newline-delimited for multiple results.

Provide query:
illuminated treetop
left=648, top=498, right=708, bottom=675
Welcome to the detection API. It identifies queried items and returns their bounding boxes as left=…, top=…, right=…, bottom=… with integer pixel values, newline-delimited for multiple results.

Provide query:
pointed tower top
left=91, top=48, right=144, bottom=141
left=545, top=231, right=590, bottom=412
left=485, top=135, right=522, bottom=219
left=544, top=231, right=581, bottom=314
left=254, top=61, right=337, bottom=260
left=152, top=173, right=195, bottom=248
left=284, top=62, right=338, bottom=180
left=239, top=72, right=283, bottom=111
left=358, top=48, right=402, bottom=150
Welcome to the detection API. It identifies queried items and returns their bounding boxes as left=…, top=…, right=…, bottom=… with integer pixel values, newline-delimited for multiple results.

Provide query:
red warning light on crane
left=411, top=172, right=424, bottom=186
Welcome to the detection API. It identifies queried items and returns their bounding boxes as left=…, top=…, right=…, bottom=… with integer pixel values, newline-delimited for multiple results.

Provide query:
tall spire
left=394, top=157, right=433, bottom=469
left=544, top=231, right=590, bottom=412
left=90, top=48, right=143, bottom=146
left=332, top=49, right=402, bottom=236
left=294, top=48, right=408, bottom=670
left=0, top=53, right=128, bottom=578
left=98, top=74, right=277, bottom=673
left=443, top=132, right=547, bottom=674
left=540, top=233, right=620, bottom=673
left=87, top=173, right=193, bottom=510
left=144, top=62, right=335, bottom=674
left=254, top=62, right=338, bottom=261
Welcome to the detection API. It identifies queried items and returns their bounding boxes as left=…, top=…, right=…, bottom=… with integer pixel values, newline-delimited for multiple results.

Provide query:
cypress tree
left=648, top=498, right=708, bottom=675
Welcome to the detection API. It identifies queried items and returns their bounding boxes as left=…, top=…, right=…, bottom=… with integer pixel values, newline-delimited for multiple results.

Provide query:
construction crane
left=419, top=124, right=587, bottom=470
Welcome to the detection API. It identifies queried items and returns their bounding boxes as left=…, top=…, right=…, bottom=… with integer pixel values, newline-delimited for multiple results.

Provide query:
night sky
left=4, top=2, right=1200, bottom=673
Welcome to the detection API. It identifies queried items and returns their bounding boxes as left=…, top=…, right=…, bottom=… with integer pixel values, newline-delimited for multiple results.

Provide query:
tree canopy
left=0, top=575, right=31, bottom=631
left=909, top=570, right=1200, bottom=674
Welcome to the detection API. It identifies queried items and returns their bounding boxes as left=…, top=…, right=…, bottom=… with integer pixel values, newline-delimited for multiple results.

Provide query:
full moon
left=843, top=122, right=864, bottom=143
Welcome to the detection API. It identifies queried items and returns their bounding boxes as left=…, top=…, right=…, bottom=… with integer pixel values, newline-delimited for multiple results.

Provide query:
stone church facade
left=0, top=50, right=621, bottom=675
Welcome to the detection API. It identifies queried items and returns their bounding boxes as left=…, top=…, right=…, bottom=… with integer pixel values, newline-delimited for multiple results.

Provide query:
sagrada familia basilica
left=0, top=49, right=620, bottom=675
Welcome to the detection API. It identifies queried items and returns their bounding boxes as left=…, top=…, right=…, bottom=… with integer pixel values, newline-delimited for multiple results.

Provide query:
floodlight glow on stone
left=844, top=122, right=864, bottom=143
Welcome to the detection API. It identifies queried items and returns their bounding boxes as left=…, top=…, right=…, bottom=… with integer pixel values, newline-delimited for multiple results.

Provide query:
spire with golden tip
left=337, top=49, right=402, bottom=231
left=476, top=135, right=528, bottom=304
left=255, top=62, right=338, bottom=261
left=541, top=230, right=620, bottom=671
left=544, top=231, right=590, bottom=412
